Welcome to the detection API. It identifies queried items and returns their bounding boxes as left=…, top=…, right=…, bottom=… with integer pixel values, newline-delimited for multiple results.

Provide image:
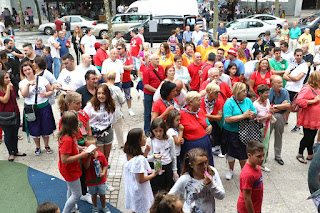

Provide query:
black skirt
left=149, top=162, right=174, bottom=194
left=222, top=129, right=248, bottom=161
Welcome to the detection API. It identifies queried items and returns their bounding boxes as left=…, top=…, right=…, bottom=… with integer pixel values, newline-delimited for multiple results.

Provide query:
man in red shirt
left=143, top=54, right=165, bottom=134
left=93, top=40, right=109, bottom=71
left=118, top=43, right=135, bottom=116
left=130, top=29, right=143, bottom=72
left=54, top=17, right=63, bottom=31
left=187, top=52, right=203, bottom=91
left=237, top=141, right=265, bottom=213
left=201, top=52, right=215, bottom=84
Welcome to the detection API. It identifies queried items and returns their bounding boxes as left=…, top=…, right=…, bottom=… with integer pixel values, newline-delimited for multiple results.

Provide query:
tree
left=255, top=0, right=258, bottom=13
left=17, top=0, right=24, bottom=30
left=103, top=0, right=114, bottom=48
left=213, top=0, right=219, bottom=40
left=275, top=0, right=280, bottom=17
left=34, top=0, right=42, bottom=25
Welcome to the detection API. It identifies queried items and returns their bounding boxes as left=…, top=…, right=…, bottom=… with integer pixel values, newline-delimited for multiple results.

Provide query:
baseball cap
left=228, top=48, right=237, bottom=57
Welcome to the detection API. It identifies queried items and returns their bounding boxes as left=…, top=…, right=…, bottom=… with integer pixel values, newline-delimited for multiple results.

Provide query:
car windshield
left=302, top=15, right=319, bottom=25
left=225, top=21, right=239, bottom=28
left=247, top=15, right=254, bottom=18
left=81, top=16, right=94, bottom=21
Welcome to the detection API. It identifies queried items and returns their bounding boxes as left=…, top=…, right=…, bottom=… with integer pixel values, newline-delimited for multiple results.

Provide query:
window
left=234, top=22, right=247, bottom=29
left=128, top=15, right=139, bottom=22
left=140, top=15, right=150, bottom=21
left=248, top=21, right=263, bottom=28
left=112, top=16, right=125, bottom=23
left=264, top=16, right=276, bottom=20
left=161, top=19, right=174, bottom=24
left=70, top=17, right=81, bottom=23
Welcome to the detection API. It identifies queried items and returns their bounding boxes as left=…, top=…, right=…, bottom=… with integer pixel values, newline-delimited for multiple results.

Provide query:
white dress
left=123, top=155, right=154, bottom=213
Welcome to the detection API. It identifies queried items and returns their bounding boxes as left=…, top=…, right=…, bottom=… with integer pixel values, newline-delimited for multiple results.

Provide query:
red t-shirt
left=83, top=150, right=108, bottom=186
left=58, top=136, right=82, bottom=182
left=130, top=36, right=142, bottom=57
left=199, top=80, right=232, bottom=104
left=0, top=87, right=20, bottom=114
left=230, top=76, right=242, bottom=86
left=143, top=65, right=165, bottom=95
left=179, top=106, right=207, bottom=140
left=237, top=163, right=263, bottom=213
left=187, top=62, right=203, bottom=91
left=152, top=98, right=179, bottom=119
left=93, top=48, right=108, bottom=67
left=140, top=63, right=148, bottom=73
left=250, top=71, right=274, bottom=95
left=200, top=63, right=213, bottom=84
left=55, top=19, right=63, bottom=31
left=118, top=53, right=133, bottom=82
left=200, top=96, right=223, bottom=115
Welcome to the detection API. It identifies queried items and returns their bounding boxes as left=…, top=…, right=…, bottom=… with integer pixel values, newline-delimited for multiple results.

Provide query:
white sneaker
left=225, top=169, right=234, bottom=180
left=128, top=108, right=135, bottom=116
left=261, top=166, right=271, bottom=172
left=218, top=153, right=225, bottom=158
left=106, top=182, right=115, bottom=192
left=80, top=193, right=93, bottom=204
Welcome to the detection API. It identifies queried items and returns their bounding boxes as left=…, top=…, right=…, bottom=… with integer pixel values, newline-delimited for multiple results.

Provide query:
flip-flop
left=306, top=157, right=313, bottom=161
left=14, top=153, right=27, bottom=157
left=296, top=155, right=307, bottom=164
left=18, top=136, right=23, bottom=140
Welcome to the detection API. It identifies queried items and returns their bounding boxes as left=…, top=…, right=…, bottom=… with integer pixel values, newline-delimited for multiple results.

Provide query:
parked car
left=294, top=14, right=320, bottom=40
left=123, top=15, right=196, bottom=42
left=244, top=14, right=287, bottom=29
left=208, top=19, right=277, bottom=41
left=38, top=15, right=96, bottom=35
left=93, top=13, right=151, bottom=38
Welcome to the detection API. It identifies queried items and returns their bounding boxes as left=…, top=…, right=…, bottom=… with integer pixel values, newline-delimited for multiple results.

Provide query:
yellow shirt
left=157, top=51, right=174, bottom=70
left=219, top=43, right=233, bottom=56
left=299, top=33, right=312, bottom=47
left=203, top=49, right=218, bottom=62
left=195, top=45, right=213, bottom=60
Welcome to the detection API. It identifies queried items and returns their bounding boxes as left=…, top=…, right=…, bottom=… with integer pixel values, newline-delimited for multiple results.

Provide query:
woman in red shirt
left=225, top=62, right=241, bottom=86
left=249, top=58, right=274, bottom=95
left=180, top=91, right=214, bottom=166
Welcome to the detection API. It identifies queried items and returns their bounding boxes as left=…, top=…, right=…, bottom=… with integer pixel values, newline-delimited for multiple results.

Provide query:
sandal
left=296, top=155, right=307, bottom=164
left=14, top=153, right=27, bottom=157
left=18, top=136, right=23, bottom=140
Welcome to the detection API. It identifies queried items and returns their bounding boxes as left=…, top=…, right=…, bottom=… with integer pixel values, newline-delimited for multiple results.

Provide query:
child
left=166, top=110, right=184, bottom=175
left=58, top=111, right=91, bottom=213
left=147, top=118, right=178, bottom=194
left=237, top=141, right=265, bottom=213
left=37, top=202, right=60, bottom=213
left=150, top=191, right=183, bottom=213
left=247, top=90, right=257, bottom=103
left=225, top=63, right=241, bottom=87
left=83, top=136, right=110, bottom=213
left=169, top=148, right=225, bottom=213
left=44, top=46, right=53, bottom=73
left=57, top=92, right=93, bottom=204
left=123, top=128, right=160, bottom=213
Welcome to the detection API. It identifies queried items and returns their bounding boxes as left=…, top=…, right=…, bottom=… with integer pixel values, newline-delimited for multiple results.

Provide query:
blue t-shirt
left=57, top=37, right=69, bottom=57
left=289, top=27, right=301, bottom=39
left=216, top=27, right=227, bottom=40
left=183, top=31, right=192, bottom=43
left=269, top=87, right=290, bottom=114
left=223, top=59, right=245, bottom=75
left=223, top=97, right=256, bottom=132
left=45, top=54, right=53, bottom=73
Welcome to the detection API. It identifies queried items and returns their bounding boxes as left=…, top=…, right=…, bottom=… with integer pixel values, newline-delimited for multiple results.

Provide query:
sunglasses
left=117, top=48, right=122, bottom=50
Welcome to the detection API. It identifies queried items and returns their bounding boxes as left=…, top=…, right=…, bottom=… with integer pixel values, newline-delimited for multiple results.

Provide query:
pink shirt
left=253, top=100, right=270, bottom=126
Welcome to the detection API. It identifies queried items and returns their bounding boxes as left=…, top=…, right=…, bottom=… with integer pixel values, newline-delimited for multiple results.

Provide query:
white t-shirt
left=0, top=22, right=4, bottom=33
left=244, top=60, right=258, bottom=81
left=220, top=73, right=232, bottom=88
left=253, top=99, right=270, bottom=126
left=101, top=58, right=124, bottom=83
left=153, top=83, right=187, bottom=107
left=108, top=85, right=126, bottom=120
left=19, top=76, right=50, bottom=105
left=167, top=128, right=181, bottom=156
left=138, top=33, right=145, bottom=44
left=38, top=70, right=57, bottom=105
left=83, top=102, right=116, bottom=131
left=314, top=53, right=320, bottom=71
left=285, top=61, right=308, bottom=92
left=80, top=35, right=97, bottom=55
left=174, top=66, right=191, bottom=85
left=169, top=167, right=225, bottom=213
left=77, top=64, right=102, bottom=85
left=281, top=50, right=294, bottom=64
left=192, top=31, right=203, bottom=45
left=123, top=155, right=154, bottom=213
left=57, top=68, right=85, bottom=91
left=48, top=36, right=60, bottom=58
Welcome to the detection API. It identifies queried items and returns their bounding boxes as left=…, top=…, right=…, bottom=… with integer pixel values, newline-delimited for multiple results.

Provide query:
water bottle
left=154, top=153, right=162, bottom=175
left=93, top=159, right=101, bottom=177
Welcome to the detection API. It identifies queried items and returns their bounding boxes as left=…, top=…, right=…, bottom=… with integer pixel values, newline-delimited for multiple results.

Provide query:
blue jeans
left=53, top=57, right=61, bottom=79
left=144, top=93, right=153, bottom=134
left=132, top=56, right=141, bottom=71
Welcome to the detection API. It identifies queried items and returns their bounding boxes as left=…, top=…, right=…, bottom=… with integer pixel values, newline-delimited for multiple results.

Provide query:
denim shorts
left=132, top=56, right=141, bottom=71
left=88, top=182, right=106, bottom=195
left=122, top=82, right=132, bottom=100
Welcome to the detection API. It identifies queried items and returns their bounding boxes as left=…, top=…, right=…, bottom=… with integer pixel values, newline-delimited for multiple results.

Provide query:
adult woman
left=249, top=58, right=274, bottom=95
left=175, top=27, right=183, bottom=44
left=174, top=55, right=191, bottom=88
left=175, top=43, right=184, bottom=56
left=168, top=30, right=179, bottom=54
left=179, top=91, right=213, bottom=166
left=19, top=62, right=56, bottom=155
left=200, top=83, right=224, bottom=158
left=277, top=23, right=290, bottom=44
left=0, top=71, right=26, bottom=161
left=222, top=82, right=256, bottom=180
left=151, top=81, right=179, bottom=120
left=138, top=42, right=153, bottom=63
left=253, top=84, right=273, bottom=172
left=225, top=63, right=241, bottom=86
left=71, top=26, right=83, bottom=65
left=237, top=48, right=247, bottom=64
left=296, top=71, right=320, bottom=163
left=153, top=65, right=176, bottom=102
left=157, top=42, right=174, bottom=70
left=105, top=71, right=126, bottom=149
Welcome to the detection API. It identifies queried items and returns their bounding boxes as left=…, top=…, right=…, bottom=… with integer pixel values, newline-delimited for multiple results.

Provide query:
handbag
left=291, top=86, right=318, bottom=112
left=0, top=91, right=19, bottom=126
left=234, top=98, right=263, bottom=145
left=24, top=76, right=39, bottom=122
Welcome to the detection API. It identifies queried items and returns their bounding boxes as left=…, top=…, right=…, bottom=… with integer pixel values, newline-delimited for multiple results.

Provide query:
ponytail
left=57, top=92, right=82, bottom=113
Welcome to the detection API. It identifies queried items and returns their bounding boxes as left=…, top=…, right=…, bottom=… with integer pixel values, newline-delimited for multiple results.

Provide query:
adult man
left=76, top=70, right=98, bottom=109
left=93, top=40, right=109, bottom=71
left=203, top=40, right=219, bottom=62
left=299, top=28, right=312, bottom=48
left=183, top=25, right=192, bottom=44
left=187, top=52, right=203, bottom=91
left=269, top=75, right=291, bottom=165
left=251, top=38, right=263, bottom=57
left=64, top=17, right=71, bottom=39
left=34, top=38, right=45, bottom=56
left=230, top=37, right=239, bottom=49
left=289, top=21, right=301, bottom=51
left=269, top=47, right=289, bottom=87
left=200, top=52, right=215, bottom=84
left=216, top=48, right=226, bottom=63
left=240, top=40, right=251, bottom=61
left=216, top=22, right=227, bottom=41
left=118, top=43, right=135, bottom=116
left=215, top=61, right=232, bottom=88
left=143, top=54, right=165, bottom=134
left=80, top=28, right=97, bottom=58
left=48, top=30, right=61, bottom=79
left=219, top=33, right=232, bottom=56
left=283, top=49, right=308, bottom=132
left=57, top=31, right=70, bottom=58
left=262, top=30, right=276, bottom=53
left=192, top=25, right=203, bottom=46
left=101, top=49, right=123, bottom=89
left=314, top=24, right=320, bottom=53
left=21, top=43, right=41, bottom=64
left=4, top=39, right=24, bottom=96
left=195, top=36, right=213, bottom=59
left=196, top=32, right=212, bottom=46
left=130, top=29, right=143, bottom=71
left=182, top=44, right=194, bottom=67
left=280, top=41, right=294, bottom=64
left=112, top=31, right=124, bottom=47
left=78, top=54, right=102, bottom=81
left=138, top=27, right=145, bottom=44
left=223, top=48, right=245, bottom=80
left=54, top=17, right=63, bottom=31
left=57, top=54, right=85, bottom=91
left=173, top=79, right=187, bottom=107
left=301, top=44, right=313, bottom=84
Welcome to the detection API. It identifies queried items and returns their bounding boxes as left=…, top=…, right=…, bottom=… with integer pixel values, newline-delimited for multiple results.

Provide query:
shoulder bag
left=24, top=76, right=39, bottom=122
left=0, top=91, right=19, bottom=126
left=291, top=86, right=318, bottom=112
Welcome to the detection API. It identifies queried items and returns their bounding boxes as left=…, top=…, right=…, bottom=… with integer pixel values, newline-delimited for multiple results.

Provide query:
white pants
left=63, top=178, right=81, bottom=213
left=289, top=38, right=298, bottom=52
left=113, top=118, right=124, bottom=147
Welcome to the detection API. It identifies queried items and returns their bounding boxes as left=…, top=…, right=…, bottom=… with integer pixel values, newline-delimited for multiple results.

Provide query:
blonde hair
left=102, top=34, right=109, bottom=40
left=256, top=58, right=271, bottom=72
left=84, top=136, right=97, bottom=146
left=206, top=82, right=220, bottom=94
left=237, top=48, right=246, bottom=59
left=186, top=91, right=201, bottom=105
left=57, top=92, right=81, bottom=113
left=307, top=71, right=320, bottom=89
left=232, top=82, right=247, bottom=99
left=106, top=70, right=117, bottom=81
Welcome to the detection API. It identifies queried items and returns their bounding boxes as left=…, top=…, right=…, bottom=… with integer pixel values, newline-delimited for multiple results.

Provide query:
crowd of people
left=0, top=17, right=320, bottom=213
